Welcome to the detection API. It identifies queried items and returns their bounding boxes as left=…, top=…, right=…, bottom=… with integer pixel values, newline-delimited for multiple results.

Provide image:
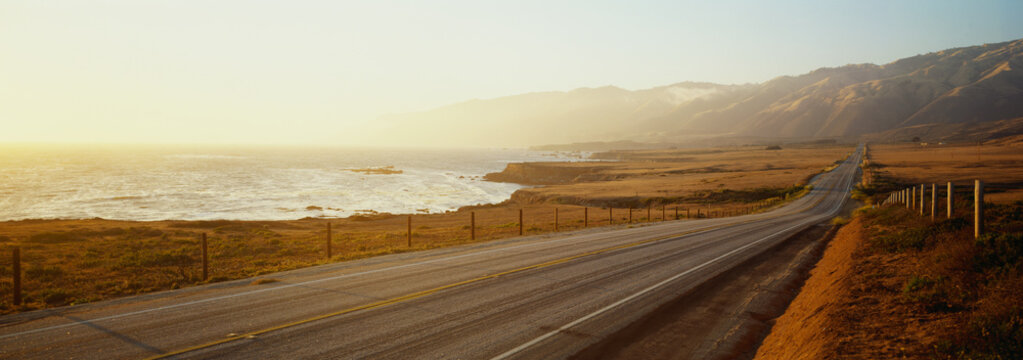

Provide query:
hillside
left=372, top=82, right=754, bottom=147
left=860, top=117, right=1023, bottom=143
left=370, top=38, right=1023, bottom=147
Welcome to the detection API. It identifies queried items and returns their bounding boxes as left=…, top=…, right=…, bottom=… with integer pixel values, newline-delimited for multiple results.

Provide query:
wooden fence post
left=201, top=233, right=208, bottom=281
left=930, top=183, right=936, bottom=221
left=646, top=205, right=651, bottom=222
left=554, top=208, right=559, bottom=232
left=12, top=247, right=21, bottom=306
left=327, top=222, right=332, bottom=259
left=975, top=180, right=984, bottom=239
left=687, top=208, right=690, bottom=219
left=471, top=212, right=476, bottom=241
left=661, top=205, right=665, bottom=221
left=628, top=207, right=633, bottom=223
left=584, top=207, right=588, bottom=227
left=920, top=184, right=925, bottom=216
left=675, top=206, right=679, bottom=220
left=519, top=209, right=524, bottom=235
left=947, top=182, right=954, bottom=219
left=407, top=216, right=412, bottom=247
left=911, top=187, right=916, bottom=210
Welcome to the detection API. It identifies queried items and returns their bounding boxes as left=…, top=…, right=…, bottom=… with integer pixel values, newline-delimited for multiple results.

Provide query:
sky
left=1, top=0, right=1021, bottom=146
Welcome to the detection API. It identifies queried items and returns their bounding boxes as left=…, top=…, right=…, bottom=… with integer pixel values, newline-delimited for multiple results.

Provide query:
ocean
left=0, top=144, right=575, bottom=221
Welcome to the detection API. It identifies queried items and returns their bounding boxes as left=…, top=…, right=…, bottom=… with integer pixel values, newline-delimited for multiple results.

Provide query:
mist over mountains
left=373, top=38, right=1023, bottom=147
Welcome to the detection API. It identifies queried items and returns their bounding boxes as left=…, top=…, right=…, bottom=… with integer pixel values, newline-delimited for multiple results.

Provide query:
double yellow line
left=150, top=167, right=852, bottom=358
left=148, top=223, right=740, bottom=358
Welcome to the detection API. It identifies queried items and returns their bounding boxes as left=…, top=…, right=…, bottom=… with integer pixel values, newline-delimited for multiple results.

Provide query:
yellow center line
left=148, top=174, right=846, bottom=359
left=147, top=224, right=737, bottom=358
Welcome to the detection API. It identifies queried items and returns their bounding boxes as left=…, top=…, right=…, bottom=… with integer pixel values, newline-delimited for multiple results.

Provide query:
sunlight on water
left=0, top=144, right=578, bottom=221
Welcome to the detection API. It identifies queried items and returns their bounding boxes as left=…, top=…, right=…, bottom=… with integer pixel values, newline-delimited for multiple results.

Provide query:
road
left=0, top=146, right=861, bottom=359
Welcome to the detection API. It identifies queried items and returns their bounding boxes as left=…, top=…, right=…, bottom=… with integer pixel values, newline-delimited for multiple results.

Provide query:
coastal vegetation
left=0, top=144, right=849, bottom=314
left=756, top=140, right=1023, bottom=359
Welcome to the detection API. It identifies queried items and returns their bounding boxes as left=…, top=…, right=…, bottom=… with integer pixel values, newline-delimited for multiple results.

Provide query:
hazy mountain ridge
left=374, top=38, right=1023, bottom=146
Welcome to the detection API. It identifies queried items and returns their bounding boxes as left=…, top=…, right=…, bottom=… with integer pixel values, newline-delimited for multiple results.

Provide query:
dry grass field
left=0, top=144, right=853, bottom=314
left=866, top=142, right=1023, bottom=204
left=503, top=145, right=854, bottom=205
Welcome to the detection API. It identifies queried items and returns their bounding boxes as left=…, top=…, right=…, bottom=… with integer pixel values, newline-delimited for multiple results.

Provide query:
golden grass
left=0, top=144, right=852, bottom=314
left=868, top=142, right=1023, bottom=204
left=512, top=145, right=853, bottom=204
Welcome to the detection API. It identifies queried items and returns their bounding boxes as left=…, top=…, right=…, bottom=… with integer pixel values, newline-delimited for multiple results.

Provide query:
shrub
left=875, top=226, right=931, bottom=252
left=973, top=233, right=1023, bottom=274
left=36, top=288, right=73, bottom=305
left=27, top=232, right=83, bottom=243
left=138, top=250, right=194, bottom=267
left=26, top=265, right=64, bottom=282
left=126, top=227, right=163, bottom=238
left=941, top=276, right=1023, bottom=359
left=872, top=217, right=968, bottom=253
left=84, top=228, right=126, bottom=237
left=902, top=275, right=967, bottom=313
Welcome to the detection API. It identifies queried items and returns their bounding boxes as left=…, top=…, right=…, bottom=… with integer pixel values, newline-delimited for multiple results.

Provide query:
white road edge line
left=0, top=214, right=724, bottom=339
left=490, top=149, right=858, bottom=360
left=1, top=149, right=857, bottom=342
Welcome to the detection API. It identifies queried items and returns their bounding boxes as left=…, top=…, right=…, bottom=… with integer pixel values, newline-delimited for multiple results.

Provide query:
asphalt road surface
left=0, top=146, right=862, bottom=359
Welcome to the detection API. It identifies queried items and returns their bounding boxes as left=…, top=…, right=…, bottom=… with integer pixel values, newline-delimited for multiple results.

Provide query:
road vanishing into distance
left=1, top=146, right=862, bottom=359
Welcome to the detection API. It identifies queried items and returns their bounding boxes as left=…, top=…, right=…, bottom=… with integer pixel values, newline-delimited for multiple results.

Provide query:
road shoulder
left=570, top=220, right=839, bottom=360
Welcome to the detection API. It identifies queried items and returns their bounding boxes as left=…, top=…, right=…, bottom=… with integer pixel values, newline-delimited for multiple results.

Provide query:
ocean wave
left=0, top=147, right=557, bottom=221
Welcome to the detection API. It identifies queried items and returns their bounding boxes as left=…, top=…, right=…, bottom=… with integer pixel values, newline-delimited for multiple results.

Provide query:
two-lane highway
left=0, top=146, right=861, bottom=359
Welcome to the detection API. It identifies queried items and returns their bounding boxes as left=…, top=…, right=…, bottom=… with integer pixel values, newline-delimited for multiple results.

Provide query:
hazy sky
left=2, top=0, right=1021, bottom=146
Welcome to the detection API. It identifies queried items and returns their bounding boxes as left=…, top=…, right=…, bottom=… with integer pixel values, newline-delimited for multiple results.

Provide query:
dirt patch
left=756, top=201, right=1023, bottom=359
left=571, top=222, right=839, bottom=360
left=753, top=218, right=865, bottom=359
left=754, top=214, right=962, bottom=359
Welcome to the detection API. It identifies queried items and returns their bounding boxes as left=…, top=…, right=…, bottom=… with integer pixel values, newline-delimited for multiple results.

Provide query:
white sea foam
left=0, top=145, right=579, bottom=221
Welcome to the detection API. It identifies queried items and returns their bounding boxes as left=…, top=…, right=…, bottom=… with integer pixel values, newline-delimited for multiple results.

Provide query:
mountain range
left=372, top=38, right=1023, bottom=147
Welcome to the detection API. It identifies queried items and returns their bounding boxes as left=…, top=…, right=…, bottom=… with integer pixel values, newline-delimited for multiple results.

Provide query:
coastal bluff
left=483, top=162, right=620, bottom=185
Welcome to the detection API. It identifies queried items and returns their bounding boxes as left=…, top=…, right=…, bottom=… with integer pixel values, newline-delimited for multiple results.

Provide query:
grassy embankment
left=0, top=144, right=852, bottom=314
left=757, top=141, right=1023, bottom=359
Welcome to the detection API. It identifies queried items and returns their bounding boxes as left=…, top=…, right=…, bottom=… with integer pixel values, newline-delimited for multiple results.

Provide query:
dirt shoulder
left=572, top=198, right=861, bottom=360
left=755, top=202, right=1023, bottom=359
left=0, top=144, right=851, bottom=314
left=758, top=141, right=1023, bottom=359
